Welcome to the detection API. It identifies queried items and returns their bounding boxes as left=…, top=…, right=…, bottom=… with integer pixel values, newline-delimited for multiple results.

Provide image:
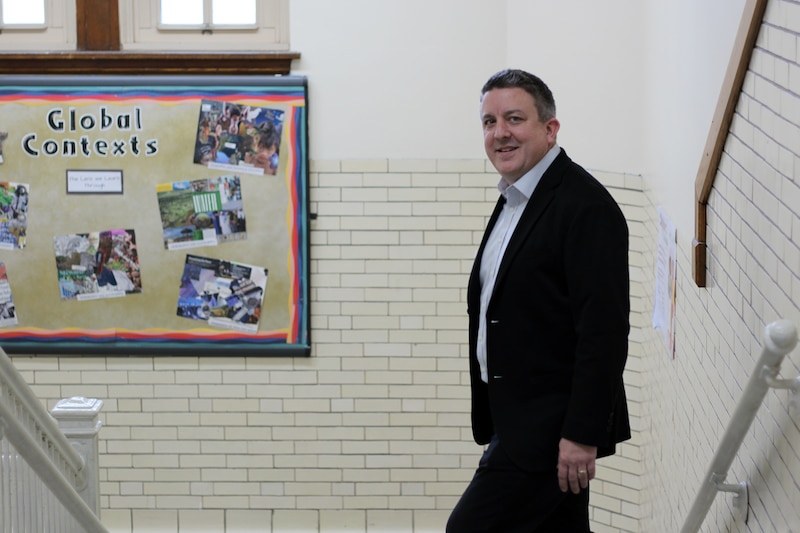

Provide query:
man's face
left=480, top=87, right=560, bottom=184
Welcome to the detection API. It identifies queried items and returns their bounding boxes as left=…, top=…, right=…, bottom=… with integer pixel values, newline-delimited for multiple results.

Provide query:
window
left=0, top=0, right=75, bottom=51
left=160, top=0, right=256, bottom=27
left=0, top=0, right=296, bottom=76
left=0, top=0, right=288, bottom=52
left=119, top=0, right=288, bottom=51
left=1, top=0, right=45, bottom=24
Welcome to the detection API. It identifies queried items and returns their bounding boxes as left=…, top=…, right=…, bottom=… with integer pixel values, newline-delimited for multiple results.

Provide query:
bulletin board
left=0, top=75, right=310, bottom=356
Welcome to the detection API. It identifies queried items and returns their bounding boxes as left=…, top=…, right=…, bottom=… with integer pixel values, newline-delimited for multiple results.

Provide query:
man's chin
left=493, top=163, right=522, bottom=182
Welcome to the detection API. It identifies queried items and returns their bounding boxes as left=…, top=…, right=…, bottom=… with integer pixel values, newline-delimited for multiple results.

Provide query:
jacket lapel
left=492, top=151, right=569, bottom=289
left=468, top=195, right=506, bottom=308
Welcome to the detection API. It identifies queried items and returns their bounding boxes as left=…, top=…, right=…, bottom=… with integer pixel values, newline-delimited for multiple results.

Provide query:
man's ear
left=546, top=118, right=561, bottom=140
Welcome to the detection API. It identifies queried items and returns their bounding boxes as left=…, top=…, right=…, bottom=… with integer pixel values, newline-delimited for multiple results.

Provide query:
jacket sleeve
left=560, top=195, right=630, bottom=447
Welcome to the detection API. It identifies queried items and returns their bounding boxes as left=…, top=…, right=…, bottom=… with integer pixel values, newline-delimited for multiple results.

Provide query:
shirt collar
left=497, top=144, right=561, bottom=206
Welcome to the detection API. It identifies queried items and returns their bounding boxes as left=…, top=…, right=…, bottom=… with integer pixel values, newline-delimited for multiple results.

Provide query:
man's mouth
left=497, top=146, right=517, bottom=153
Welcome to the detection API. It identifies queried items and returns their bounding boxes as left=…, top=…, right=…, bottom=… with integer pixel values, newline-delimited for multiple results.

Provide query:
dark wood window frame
left=0, top=0, right=299, bottom=75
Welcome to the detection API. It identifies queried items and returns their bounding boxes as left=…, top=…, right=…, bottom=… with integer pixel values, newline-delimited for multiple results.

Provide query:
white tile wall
left=636, top=1, right=800, bottom=531
left=9, top=158, right=646, bottom=532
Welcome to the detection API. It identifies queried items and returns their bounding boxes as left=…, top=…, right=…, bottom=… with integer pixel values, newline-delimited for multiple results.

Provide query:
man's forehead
left=481, top=105, right=527, bottom=116
left=481, top=88, right=536, bottom=111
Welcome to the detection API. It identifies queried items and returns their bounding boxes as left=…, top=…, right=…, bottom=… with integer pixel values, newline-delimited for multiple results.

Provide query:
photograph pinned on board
left=176, top=254, right=268, bottom=334
left=53, top=228, right=142, bottom=301
left=0, top=181, right=28, bottom=250
left=156, top=176, right=246, bottom=251
left=193, top=99, right=284, bottom=176
left=0, top=262, right=18, bottom=327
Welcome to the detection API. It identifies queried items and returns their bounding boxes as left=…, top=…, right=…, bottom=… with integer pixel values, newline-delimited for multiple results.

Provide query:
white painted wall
left=642, top=0, right=747, bottom=244
left=290, top=0, right=507, bottom=161
left=291, top=1, right=648, bottom=172
left=292, top=0, right=748, bottom=250
left=505, top=0, right=646, bottom=176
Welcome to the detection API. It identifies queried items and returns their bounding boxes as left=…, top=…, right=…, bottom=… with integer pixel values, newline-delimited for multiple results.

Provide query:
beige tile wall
left=10, top=159, right=647, bottom=532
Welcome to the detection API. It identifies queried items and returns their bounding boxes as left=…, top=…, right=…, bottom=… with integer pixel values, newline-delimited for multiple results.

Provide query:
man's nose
left=494, top=121, right=511, bottom=138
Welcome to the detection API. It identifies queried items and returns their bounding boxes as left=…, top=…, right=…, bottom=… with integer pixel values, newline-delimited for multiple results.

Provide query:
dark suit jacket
left=467, top=149, right=631, bottom=472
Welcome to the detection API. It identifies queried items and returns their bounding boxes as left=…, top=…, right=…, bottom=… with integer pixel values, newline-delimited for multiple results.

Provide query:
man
left=446, top=69, right=630, bottom=532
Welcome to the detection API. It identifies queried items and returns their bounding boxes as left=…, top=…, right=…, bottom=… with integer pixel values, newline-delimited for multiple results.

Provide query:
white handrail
left=681, top=319, right=799, bottom=532
left=0, top=347, right=108, bottom=533
left=0, top=350, right=84, bottom=476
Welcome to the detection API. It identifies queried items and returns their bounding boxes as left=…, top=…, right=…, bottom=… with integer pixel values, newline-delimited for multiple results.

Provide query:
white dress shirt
left=476, top=144, right=561, bottom=383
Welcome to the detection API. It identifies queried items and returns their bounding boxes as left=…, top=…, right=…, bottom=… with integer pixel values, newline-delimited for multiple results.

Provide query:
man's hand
left=557, top=438, right=597, bottom=494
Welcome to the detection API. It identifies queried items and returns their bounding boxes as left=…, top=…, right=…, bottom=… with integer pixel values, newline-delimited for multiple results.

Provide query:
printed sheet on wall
left=0, top=75, right=310, bottom=355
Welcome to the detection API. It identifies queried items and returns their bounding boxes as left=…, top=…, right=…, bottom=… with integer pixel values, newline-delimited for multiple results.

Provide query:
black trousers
left=446, top=436, right=591, bottom=533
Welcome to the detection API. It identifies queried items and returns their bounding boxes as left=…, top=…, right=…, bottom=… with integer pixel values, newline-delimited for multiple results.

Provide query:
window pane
left=1, top=0, right=44, bottom=24
left=160, top=0, right=203, bottom=25
left=212, top=0, right=256, bottom=25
